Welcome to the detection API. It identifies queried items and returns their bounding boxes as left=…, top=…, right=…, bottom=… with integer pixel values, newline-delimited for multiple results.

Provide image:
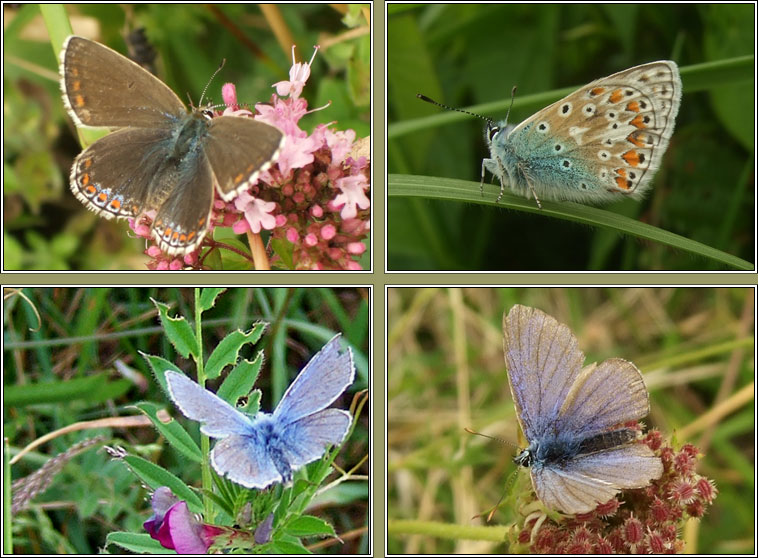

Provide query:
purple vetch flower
left=143, top=487, right=226, bottom=553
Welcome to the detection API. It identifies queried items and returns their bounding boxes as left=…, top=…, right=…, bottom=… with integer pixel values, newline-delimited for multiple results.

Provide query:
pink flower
left=233, top=190, right=277, bottom=234
left=273, top=45, right=319, bottom=99
left=137, top=44, right=369, bottom=270
left=332, top=174, right=370, bottom=219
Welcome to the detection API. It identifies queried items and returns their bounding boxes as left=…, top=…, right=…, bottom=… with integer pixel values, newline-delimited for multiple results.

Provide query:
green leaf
left=217, top=350, right=265, bottom=406
left=135, top=401, right=202, bottom=463
left=105, top=532, right=175, bottom=554
left=140, top=352, right=182, bottom=389
left=198, top=288, right=227, bottom=311
left=152, top=298, right=199, bottom=358
left=286, top=515, right=336, bottom=537
left=205, top=322, right=267, bottom=379
left=269, top=539, right=310, bottom=554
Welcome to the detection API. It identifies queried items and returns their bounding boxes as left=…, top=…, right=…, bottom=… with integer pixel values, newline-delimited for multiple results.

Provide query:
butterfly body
left=166, top=334, right=354, bottom=489
left=484, top=61, right=681, bottom=207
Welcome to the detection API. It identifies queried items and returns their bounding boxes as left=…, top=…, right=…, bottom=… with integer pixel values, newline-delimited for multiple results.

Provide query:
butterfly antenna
left=503, top=85, right=517, bottom=128
left=416, top=94, right=495, bottom=127
left=199, top=58, right=227, bottom=107
left=465, top=426, right=521, bottom=522
left=464, top=427, right=512, bottom=446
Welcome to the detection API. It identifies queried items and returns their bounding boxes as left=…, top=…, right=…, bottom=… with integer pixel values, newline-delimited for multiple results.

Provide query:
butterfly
left=60, top=36, right=283, bottom=255
left=503, top=304, right=662, bottom=514
left=483, top=61, right=681, bottom=208
left=420, top=61, right=681, bottom=208
left=165, top=334, right=354, bottom=489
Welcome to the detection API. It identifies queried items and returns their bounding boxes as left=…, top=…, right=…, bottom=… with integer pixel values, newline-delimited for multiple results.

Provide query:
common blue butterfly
left=503, top=305, right=662, bottom=514
left=165, top=334, right=354, bottom=489
left=60, top=36, right=284, bottom=255
left=421, top=61, right=681, bottom=208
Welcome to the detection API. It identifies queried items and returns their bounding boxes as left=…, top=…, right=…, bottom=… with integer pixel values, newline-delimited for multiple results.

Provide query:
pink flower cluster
left=512, top=431, right=717, bottom=554
left=136, top=46, right=369, bottom=270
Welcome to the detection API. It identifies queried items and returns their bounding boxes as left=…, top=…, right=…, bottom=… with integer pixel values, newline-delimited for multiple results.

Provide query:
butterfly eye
left=487, top=124, right=500, bottom=141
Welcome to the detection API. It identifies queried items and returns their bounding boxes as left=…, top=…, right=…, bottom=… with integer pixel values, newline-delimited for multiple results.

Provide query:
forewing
left=557, top=357, right=651, bottom=436
left=503, top=305, right=585, bottom=441
left=61, top=36, right=186, bottom=129
left=278, top=408, right=352, bottom=468
left=273, top=334, right=355, bottom=425
left=531, top=443, right=663, bottom=514
left=165, top=370, right=253, bottom=438
left=211, top=434, right=282, bottom=489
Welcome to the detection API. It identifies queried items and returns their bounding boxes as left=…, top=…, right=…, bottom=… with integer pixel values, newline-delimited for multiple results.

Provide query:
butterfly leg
left=519, top=165, right=542, bottom=209
left=482, top=158, right=507, bottom=204
left=525, top=177, right=542, bottom=209
left=479, top=160, right=487, bottom=199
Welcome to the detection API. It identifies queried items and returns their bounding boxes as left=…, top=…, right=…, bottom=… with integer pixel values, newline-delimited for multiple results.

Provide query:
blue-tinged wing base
left=279, top=408, right=352, bottom=468
left=531, top=442, right=663, bottom=514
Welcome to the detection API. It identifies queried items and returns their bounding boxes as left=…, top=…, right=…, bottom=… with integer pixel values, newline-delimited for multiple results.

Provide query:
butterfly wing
left=555, top=357, right=652, bottom=436
left=273, top=334, right=355, bottom=425
left=147, top=128, right=215, bottom=255
left=504, top=306, right=653, bottom=441
left=69, top=126, right=174, bottom=221
left=530, top=442, right=663, bottom=514
left=60, top=36, right=186, bottom=129
left=210, top=433, right=282, bottom=489
left=499, top=61, right=681, bottom=204
left=277, top=408, right=352, bottom=468
left=503, top=304, right=585, bottom=443
left=165, top=370, right=253, bottom=437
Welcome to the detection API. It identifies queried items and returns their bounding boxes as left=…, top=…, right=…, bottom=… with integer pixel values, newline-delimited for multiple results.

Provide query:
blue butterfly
left=165, top=334, right=354, bottom=489
left=503, top=305, right=662, bottom=514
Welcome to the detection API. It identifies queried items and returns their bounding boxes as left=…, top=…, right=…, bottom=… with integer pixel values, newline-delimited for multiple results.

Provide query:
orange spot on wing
left=622, top=151, right=641, bottom=166
left=630, top=115, right=646, bottom=129
left=609, top=89, right=623, bottom=103
left=626, top=101, right=640, bottom=112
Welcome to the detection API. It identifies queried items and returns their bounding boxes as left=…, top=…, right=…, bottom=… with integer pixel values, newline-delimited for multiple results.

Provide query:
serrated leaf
left=205, top=322, right=267, bottom=379
left=152, top=298, right=199, bottom=359
left=199, top=288, right=227, bottom=311
left=217, top=350, right=265, bottom=403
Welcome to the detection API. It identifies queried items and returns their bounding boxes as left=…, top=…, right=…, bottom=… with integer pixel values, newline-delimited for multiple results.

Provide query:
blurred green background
left=4, top=287, right=369, bottom=554
left=3, top=4, right=370, bottom=270
left=388, top=4, right=754, bottom=270
left=387, top=287, right=754, bottom=553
